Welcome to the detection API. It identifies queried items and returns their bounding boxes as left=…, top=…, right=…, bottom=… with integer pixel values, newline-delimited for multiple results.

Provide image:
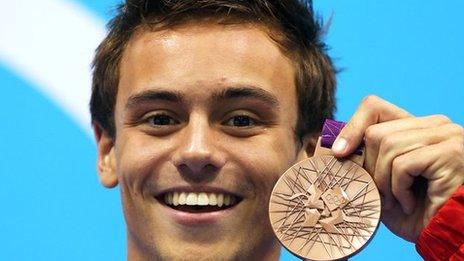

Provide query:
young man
left=90, top=0, right=464, bottom=260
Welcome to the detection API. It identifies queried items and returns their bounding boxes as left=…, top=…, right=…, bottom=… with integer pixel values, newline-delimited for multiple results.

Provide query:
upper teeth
left=164, top=192, right=237, bottom=207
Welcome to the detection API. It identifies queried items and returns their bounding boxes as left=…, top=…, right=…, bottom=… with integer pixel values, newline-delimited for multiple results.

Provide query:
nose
left=172, top=114, right=225, bottom=178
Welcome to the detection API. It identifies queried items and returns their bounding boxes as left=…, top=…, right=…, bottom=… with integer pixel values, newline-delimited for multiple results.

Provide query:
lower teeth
left=171, top=205, right=230, bottom=213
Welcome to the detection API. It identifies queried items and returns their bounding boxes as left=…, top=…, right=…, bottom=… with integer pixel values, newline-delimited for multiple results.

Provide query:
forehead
left=117, top=23, right=296, bottom=109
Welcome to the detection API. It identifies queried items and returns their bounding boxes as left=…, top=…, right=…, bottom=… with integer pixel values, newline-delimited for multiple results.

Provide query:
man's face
left=98, top=23, right=311, bottom=260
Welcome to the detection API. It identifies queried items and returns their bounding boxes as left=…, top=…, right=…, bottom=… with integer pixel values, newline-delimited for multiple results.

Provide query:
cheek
left=114, top=133, right=170, bottom=194
left=114, top=133, right=174, bottom=232
left=229, top=129, right=298, bottom=196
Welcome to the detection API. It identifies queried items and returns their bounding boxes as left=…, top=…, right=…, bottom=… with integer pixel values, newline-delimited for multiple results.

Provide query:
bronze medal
left=269, top=120, right=381, bottom=260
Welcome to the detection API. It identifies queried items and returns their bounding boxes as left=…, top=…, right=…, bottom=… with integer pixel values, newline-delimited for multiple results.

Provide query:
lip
left=158, top=200, right=240, bottom=226
left=154, top=186, right=244, bottom=226
left=155, top=185, right=244, bottom=199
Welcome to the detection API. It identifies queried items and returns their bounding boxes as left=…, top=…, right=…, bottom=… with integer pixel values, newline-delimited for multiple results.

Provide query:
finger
left=375, top=123, right=462, bottom=210
left=332, top=95, right=412, bottom=157
left=391, top=139, right=464, bottom=218
left=364, top=115, right=452, bottom=174
left=390, top=151, right=416, bottom=215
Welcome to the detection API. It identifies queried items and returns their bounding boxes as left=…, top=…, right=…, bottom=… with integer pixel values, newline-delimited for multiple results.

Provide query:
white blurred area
left=0, top=0, right=106, bottom=136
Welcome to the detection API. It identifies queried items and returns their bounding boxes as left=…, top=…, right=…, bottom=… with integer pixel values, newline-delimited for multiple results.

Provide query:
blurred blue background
left=0, top=0, right=462, bottom=260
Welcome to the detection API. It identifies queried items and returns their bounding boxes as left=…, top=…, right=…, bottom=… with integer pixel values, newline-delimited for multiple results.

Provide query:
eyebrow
left=212, top=86, right=280, bottom=108
left=125, top=89, right=184, bottom=110
left=124, top=86, right=280, bottom=110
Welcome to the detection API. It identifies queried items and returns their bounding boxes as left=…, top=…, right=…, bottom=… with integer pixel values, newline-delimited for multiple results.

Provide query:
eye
left=224, top=115, right=257, bottom=127
left=146, top=114, right=179, bottom=126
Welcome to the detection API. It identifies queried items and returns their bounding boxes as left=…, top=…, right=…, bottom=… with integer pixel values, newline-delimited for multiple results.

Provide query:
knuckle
left=362, top=95, right=380, bottom=106
left=431, top=114, right=451, bottom=124
left=392, top=156, right=406, bottom=174
left=365, top=126, right=380, bottom=146
left=448, top=123, right=464, bottom=137
left=448, top=139, right=464, bottom=155
left=380, top=134, right=398, bottom=152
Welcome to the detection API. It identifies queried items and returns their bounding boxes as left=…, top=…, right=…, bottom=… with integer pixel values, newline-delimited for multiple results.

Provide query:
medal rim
left=269, top=155, right=382, bottom=261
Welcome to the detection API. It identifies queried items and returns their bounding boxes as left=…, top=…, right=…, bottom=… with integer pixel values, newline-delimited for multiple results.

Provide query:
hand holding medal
left=270, top=96, right=464, bottom=260
left=269, top=119, right=380, bottom=260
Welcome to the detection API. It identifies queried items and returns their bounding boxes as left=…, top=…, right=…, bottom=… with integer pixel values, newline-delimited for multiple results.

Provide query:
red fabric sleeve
left=449, top=244, right=464, bottom=261
left=416, top=185, right=464, bottom=261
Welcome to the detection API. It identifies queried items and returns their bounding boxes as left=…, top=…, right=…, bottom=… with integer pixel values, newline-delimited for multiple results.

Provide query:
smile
left=157, top=189, right=243, bottom=215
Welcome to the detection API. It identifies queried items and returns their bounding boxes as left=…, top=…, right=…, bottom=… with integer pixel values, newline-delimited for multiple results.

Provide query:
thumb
left=332, top=96, right=411, bottom=157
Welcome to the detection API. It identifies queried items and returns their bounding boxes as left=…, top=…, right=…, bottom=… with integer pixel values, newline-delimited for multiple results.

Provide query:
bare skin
left=93, top=23, right=464, bottom=260
left=332, top=96, right=464, bottom=242
left=94, top=23, right=309, bottom=260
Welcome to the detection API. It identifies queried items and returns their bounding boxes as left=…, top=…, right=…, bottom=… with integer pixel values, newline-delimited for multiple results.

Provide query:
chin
left=122, top=185, right=280, bottom=260
left=128, top=234, right=246, bottom=261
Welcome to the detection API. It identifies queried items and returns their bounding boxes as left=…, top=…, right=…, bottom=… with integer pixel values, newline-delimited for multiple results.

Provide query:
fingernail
left=332, top=138, right=347, bottom=154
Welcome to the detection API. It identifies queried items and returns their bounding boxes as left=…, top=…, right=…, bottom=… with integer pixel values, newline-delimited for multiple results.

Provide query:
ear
left=296, top=134, right=318, bottom=161
left=93, top=123, right=118, bottom=188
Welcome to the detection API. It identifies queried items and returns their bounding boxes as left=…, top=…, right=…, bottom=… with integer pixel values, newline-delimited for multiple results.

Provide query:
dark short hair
left=90, top=0, right=336, bottom=141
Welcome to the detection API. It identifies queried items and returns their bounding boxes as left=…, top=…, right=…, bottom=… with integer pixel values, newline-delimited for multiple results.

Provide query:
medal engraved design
left=269, top=120, right=381, bottom=260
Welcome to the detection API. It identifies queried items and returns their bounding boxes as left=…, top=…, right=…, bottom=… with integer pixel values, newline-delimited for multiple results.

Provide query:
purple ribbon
left=321, top=119, right=364, bottom=155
